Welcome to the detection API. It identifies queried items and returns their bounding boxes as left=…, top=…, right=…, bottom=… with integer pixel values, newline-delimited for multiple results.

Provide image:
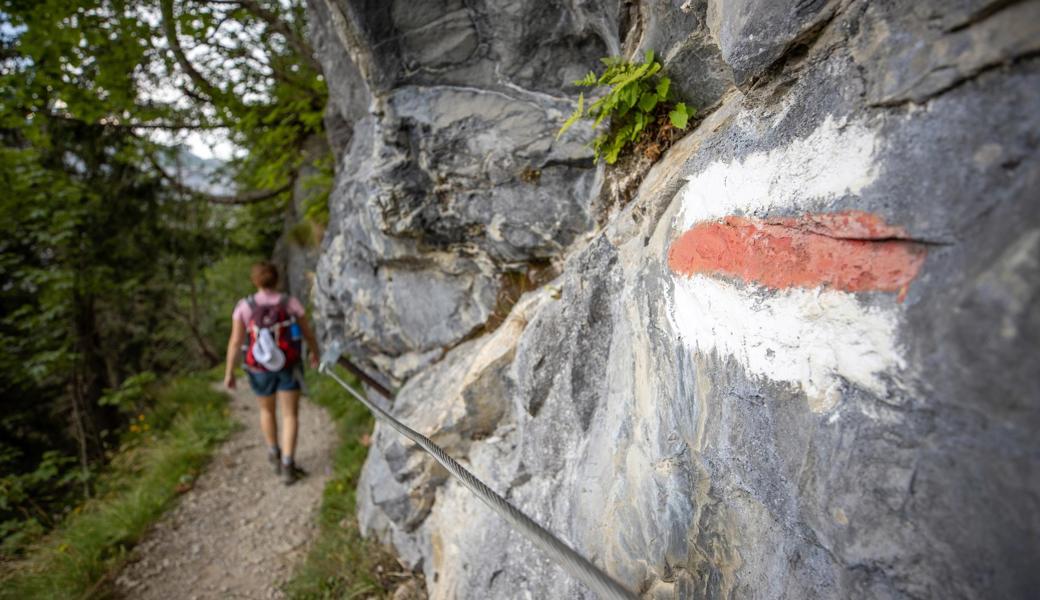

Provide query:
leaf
left=556, top=93, right=584, bottom=140
left=656, top=77, right=670, bottom=99
left=644, top=48, right=655, bottom=65
left=616, top=123, right=633, bottom=143
left=605, top=133, right=626, bottom=164
left=593, top=93, right=618, bottom=125
left=631, top=112, right=646, bottom=141
left=598, top=64, right=620, bottom=85
left=622, top=84, right=640, bottom=109
left=574, top=71, right=597, bottom=86
left=592, top=134, right=609, bottom=160
left=669, top=102, right=690, bottom=129
left=638, top=90, right=659, bottom=112
left=607, top=60, right=652, bottom=87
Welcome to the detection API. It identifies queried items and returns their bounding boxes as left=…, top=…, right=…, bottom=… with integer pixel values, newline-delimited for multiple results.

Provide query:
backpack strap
left=278, top=294, right=297, bottom=323
left=244, top=295, right=261, bottom=336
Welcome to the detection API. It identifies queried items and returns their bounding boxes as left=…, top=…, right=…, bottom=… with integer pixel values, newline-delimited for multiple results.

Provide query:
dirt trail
left=113, top=383, right=336, bottom=599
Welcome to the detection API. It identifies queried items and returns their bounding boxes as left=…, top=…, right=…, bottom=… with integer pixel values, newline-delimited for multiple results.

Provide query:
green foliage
left=0, top=0, right=331, bottom=562
left=98, top=372, right=158, bottom=410
left=286, top=152, right=334, bottom=248
left=0, top=0, right=325, bottom=555
left=0, top=451, right=84, bottom=556
left=557, top=50, right=696, bottom=164
left=0, top=119, right=222, bottom=551
left=288, top=220, right=319, bottom=248
left=669, top=102, right=691, bottom=130
left=283, top=369, right=402, bottom=599
left=557, top=92, right=585, bottom=140
left=194, top=254, right=264, bottom=360
left=0, top=375, right=235, bottom=598
left=159, top=0, right=329, bottom=217
left=300, top=152, right=335, bottom=228
left=0, top=0, right=177, bottom=128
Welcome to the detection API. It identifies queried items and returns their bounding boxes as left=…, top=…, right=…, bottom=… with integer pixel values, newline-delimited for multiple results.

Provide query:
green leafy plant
left=558, top=50, right=695, bottom=164
left=98, top=372, right=158, bottom=411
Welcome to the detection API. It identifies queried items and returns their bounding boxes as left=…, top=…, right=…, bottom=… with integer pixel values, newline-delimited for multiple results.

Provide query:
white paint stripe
left=670, top=276, right=904, bottom=412
left=677, top=115, right=880, bottom=230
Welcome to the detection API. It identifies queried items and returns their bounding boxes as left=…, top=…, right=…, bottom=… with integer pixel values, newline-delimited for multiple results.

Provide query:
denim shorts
left=246, top=368, right=301, bottom=396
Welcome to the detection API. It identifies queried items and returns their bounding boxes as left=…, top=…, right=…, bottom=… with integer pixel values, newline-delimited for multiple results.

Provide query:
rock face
left=309, top=0, right=1040, bottom=598
left=307, top=0, right=609, bottom=383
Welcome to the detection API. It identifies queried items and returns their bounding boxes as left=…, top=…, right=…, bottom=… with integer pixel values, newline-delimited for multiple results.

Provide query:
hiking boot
left=281, top=462, right=306, bottom=486
left=268, top=449, right=282, bottom=475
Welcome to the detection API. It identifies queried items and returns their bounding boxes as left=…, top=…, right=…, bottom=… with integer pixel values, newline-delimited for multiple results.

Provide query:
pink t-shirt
left=233, top=290, right=306, bottom=328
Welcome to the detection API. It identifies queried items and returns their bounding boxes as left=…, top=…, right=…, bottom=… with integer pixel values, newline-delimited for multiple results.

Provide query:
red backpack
left=244, top=295, right=301, bottom=371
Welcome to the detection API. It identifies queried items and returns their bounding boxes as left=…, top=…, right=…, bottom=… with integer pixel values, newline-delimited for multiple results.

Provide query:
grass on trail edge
left=0, top=375, right=237, bottom=600
left=283, top=368, right=410, bottom=599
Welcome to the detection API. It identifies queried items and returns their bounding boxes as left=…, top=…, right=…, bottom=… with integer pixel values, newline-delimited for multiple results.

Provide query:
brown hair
left=250, top=261, right=279, bottom=290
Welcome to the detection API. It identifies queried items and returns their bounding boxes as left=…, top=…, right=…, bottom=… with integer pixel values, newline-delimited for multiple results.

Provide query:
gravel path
left=113, top=384, right=336, bottom=599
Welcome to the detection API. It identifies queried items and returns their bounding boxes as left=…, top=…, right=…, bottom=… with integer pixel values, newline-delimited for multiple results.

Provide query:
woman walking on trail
left=224, top=261, right=319, bottom=485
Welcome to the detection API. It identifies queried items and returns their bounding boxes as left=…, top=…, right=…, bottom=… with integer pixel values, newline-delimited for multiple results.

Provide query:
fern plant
left=557, top=50, right=693, bottom=164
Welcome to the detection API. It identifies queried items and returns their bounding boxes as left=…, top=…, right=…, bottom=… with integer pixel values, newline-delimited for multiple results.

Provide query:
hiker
left=223, top=261, right=319, bottom=485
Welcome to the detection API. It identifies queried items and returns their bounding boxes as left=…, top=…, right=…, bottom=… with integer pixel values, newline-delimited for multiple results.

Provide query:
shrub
left=0, top=375, right=236, bottom=599
left=557, top=50, right=694, bottom=164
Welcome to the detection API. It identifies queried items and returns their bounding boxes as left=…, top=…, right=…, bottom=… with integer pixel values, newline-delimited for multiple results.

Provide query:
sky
left=183, top=130, right=237, bottom=162
left=0, top=18, right=20, bottom=36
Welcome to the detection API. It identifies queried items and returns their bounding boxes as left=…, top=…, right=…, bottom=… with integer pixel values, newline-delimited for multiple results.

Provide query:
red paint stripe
left=668, top=211, right=927, bottom=300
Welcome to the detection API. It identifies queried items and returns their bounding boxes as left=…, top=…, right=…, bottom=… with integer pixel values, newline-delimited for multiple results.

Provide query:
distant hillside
left=160, top=148, right=234, bottom=197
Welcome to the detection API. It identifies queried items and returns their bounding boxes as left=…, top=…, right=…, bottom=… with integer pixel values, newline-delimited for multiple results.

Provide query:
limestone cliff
left=307, top=1, right=1040, bottom=597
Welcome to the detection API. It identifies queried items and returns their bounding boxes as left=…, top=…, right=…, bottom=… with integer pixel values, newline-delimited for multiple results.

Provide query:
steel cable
left=319, top=364, right=636, bottom=600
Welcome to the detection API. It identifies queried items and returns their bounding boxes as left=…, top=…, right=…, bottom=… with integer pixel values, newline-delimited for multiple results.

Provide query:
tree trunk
left=68, top=373, right=92, bottom=499
left=71, top=289, right=116, bottom=459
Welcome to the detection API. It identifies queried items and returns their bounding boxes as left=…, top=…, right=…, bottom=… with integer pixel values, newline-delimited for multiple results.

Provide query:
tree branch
left=145, top=150, right=293, bottom=205
left=121, top=121, right=225, bottom=130
left=169, top=303, right=221, bottom=366
left=160, top=0, right=230, bottom=105
left=207, top=10, right=238, bottom=39
left=46, top=113, right=225, bottom=130
left=235, top=0, right=324, bottom=75
left=197, top=182, right=293, bottom=205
